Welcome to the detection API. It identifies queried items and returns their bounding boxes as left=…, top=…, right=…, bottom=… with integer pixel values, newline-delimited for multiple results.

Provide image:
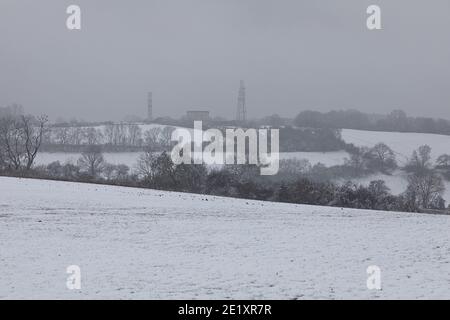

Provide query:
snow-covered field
left=341, top=129, right=450, bottom=165
left=280, top=151, right=348, bottom=167
left=0, top=177, right=449, bottom=299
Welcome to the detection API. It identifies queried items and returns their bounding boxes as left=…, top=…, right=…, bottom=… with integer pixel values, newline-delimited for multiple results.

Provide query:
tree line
left=42, top=124, right=175, bottom=152
left=2, top=143, right=446, bottom=213
left=295, top=109, right=450, bottom=135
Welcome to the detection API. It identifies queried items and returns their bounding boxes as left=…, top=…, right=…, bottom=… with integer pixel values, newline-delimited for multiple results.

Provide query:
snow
left=280, top=151, right=348, bottom=167
left=0, top=177, right=449, bottom=299
left=342, top=129, right=450, bottom=165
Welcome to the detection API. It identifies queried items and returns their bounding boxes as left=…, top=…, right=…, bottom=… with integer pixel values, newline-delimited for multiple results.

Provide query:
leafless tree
left=22, top=115, right=48, bottom=170
left=69, top=126, right=83, bottom=145
left=367, top=143, right=397, bottom=173
left=344, top=148, right=368, bottom=175
left=83, top=127, right=103, bottom=145
left=0, top=116, right=22, bottom=170
left=104, top=123, right=129, bottom=146
left=116, top=164, right=130, bottom=180
left=0, top=114, right=48, bottom=171
left=114, top=123, right=127, bottom=145
left=405, top=145, right=432, bottom=174
left=104, top=124, right=115, bottom=145
left=135, top=149, right=156, bottom=180
left=127, top=124, right=142, bottom=146
left=102, top=162, right=116, bottom=180
left=405, top=171, right=445, bottom=209
left=436, top=154, right=450, bottom=169
left=160, top=126, right=175, bottom=148
left=77, top=145, right=105, bottom=177
left=55, top=127, right=69, bottom=145
left=143, top=127, right=161, bottom=149
left=0, top=131, right=6, bottom=170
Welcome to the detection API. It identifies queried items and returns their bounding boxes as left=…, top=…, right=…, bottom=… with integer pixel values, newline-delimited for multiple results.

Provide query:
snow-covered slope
left=0, top=177, right=449, bottom=299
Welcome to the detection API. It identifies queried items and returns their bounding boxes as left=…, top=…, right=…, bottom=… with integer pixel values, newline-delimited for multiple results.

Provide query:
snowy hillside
left=0, top=177, right=449, bottom=299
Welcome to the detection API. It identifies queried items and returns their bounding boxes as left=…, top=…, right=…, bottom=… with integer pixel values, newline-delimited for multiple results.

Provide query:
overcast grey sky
left=0, top=0, right=449, bottom=121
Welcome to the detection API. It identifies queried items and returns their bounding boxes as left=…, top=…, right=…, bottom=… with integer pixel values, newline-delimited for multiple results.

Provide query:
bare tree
left=83, top=127, right=103, bottom=145
left=0, top=130, right=6, bottom=170
left=114, top=123, right=127, bottom=145
left=116, top=164, right=130, bottom=180
left=68, top=126, right=83, bottom=145
left=143, top=127, right=161, bottom=149
left=344, top=148, right=368, bottom=176
left=436, top=154, right=450, bottom=169
left=77, top=145, right=105, bottom=177
left=135, top=149, right=156, bottom=180
left=0, top=114, right=48, bottom=171
left=55, top=127, right=69, bottom=145
left=405, top=171, right=445, bottom=209
left=367, top=143, right=397, bottom=173
left=104, top=123, right=128, bottom=146
left=0, top=116, right=23, bottom=170
left=102, top=163, right=116, bottom=180
left=104, top=124, right=115, bottom=145
left=160, top=126, right=175, bottom=148
left=22, top=115, right=48, bottom=170
left=405, top=145, right=432, bottom=174
left=125, top=124, right=141, bottom=146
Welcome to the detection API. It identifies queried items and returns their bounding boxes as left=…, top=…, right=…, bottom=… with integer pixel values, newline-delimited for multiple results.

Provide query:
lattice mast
left=147, top=92, right=153, bottom=122
left=236, top=80, right=246, bottom=122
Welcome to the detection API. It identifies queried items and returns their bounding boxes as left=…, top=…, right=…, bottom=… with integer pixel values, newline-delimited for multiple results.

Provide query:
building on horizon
left=186, top=110, right=210, bottom=122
